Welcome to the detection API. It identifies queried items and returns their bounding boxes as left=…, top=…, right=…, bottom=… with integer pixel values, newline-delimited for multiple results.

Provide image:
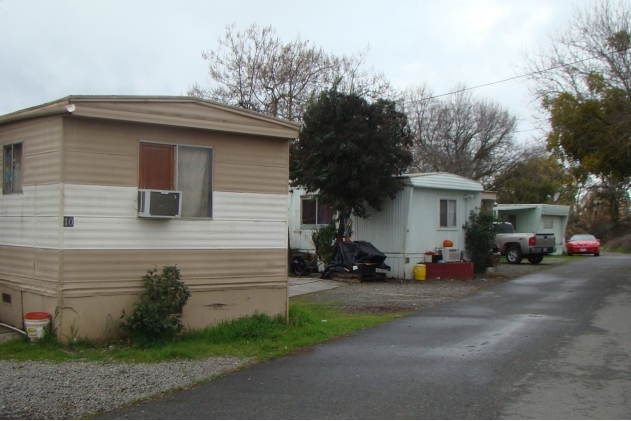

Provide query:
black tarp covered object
left=322, top=241, right=390, bottom=278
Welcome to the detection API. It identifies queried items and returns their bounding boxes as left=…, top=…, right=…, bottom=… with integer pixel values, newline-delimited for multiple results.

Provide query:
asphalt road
left=103, top=253, right=631, bottom=419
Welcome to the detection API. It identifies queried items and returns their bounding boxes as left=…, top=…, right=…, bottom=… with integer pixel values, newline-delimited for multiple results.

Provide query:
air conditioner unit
left=442, top=247, right=461, bottom=262
left=138, top=189, right=182, bottom=218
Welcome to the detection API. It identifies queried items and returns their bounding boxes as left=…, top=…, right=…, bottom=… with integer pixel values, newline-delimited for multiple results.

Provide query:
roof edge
left=0, top=97, right=75, bottom=125
left=0, top=95, right=301, bottom=135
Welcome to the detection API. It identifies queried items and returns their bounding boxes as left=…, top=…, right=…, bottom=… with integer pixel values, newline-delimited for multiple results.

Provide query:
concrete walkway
left=288, top=276, right=344, bottom=297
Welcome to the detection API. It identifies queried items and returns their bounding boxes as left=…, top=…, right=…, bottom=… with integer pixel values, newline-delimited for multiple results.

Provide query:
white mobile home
left=289, top=173, right=484, bottom=279
left=494, top=204, right=570, bottom=255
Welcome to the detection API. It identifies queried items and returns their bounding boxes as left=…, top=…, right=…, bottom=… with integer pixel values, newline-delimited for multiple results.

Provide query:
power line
left=514, top=127, right=541, bottom=134
left=401, top=50, right=625, bottom=106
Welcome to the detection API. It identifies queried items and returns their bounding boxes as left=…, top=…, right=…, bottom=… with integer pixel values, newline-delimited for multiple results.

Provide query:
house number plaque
left=63, top=216, right=74, bottom=228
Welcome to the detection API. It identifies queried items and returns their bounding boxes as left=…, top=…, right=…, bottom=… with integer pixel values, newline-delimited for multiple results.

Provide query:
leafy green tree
left=524, top=1, right=631, bottom=229
left=290, top=85, right=413, bottom=238
left=546, top=85, right=631, bottom=182
left=490, top=156, right=577, bottom=205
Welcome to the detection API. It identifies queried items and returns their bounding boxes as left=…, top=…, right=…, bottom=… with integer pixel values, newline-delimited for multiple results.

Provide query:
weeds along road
left=102, top=253, right=631, bottom=419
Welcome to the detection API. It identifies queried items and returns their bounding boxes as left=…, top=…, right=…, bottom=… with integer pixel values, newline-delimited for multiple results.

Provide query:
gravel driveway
left=294, top=258, right=567, bottom=313
left=0, top=258, right=565, bottom=419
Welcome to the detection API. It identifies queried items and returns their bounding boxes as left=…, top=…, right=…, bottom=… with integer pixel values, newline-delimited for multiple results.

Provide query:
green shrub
left=463, top=209, right=496, bottom=274
left=312, top=222, right=337, bottom=265
left=120, top=265, right=191, bottom=340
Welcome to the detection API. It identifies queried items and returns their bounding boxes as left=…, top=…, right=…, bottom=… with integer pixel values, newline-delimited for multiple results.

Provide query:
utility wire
left=401, top=48, right=629, bottom=106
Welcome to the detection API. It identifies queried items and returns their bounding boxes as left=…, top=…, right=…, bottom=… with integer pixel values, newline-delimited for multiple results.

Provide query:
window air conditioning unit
left=138, top=189, right=182, bottom=218
left=442, top=247, right=461, bottom=262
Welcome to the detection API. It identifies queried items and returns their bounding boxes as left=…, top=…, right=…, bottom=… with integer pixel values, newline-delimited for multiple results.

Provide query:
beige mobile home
left=0, top=96, right=299, bottom=340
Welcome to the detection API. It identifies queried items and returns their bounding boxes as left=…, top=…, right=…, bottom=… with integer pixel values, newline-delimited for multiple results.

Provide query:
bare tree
left=401, top=85, right=533, bottom=187
left=189, top=23, right=394, bottom=122
left=524, top=0, right=631, bottom=102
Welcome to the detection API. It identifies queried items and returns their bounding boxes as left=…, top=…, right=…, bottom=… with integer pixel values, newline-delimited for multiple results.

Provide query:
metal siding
left=0, top=190, right=35, bottom=217
left=60, top=248, right=287, bottom=298
left=75, top=101, right=287, bottom=131
left=540, top=204, right=571, bottom=216
left=406, top=188, right=480, bottom=254
left=0, top=184, right=61, bottom=249
left=34, top=184, right=62, bottom=217
left=66, top=100, right=299, bottom=139
left=24, top=150, right=62, bottom=185
left=64, top=150, right=138, bottom=187
left=63, top=184, right=136, bottom=218
left=216, top=191, right=287, bottom=221
left=0, top=116, right=63, bottom=186
left=0, top=197, right=57, bottom=247
left=61, top=185, right=287, bottom=250
left=0, top=246, right=59, bottom=294
left=63, top=117, right=289, bottom=194
left=62, top=218, right=286, bottom=249
left=214, top=161, right=288, bottom=195
left=354, top=187, right=410, bottom=254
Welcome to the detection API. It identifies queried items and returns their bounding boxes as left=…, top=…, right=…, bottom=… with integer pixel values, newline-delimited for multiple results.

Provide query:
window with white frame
left=439, top=198, right=457, bottom=228
left=139, top=142, right=213, bottom=218
left=301, top=197, right=333, bottom=225
left=3, top=143, right=23, bottom=194
left=543, top=216, right=553, bottom=229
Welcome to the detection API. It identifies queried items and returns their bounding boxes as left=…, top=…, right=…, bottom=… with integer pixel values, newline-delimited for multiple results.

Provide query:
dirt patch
left=293, top=258, right=567, bottom=314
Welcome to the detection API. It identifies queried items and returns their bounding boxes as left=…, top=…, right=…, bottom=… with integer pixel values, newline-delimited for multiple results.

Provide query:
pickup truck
left=494, top=222, right=556, bottom=264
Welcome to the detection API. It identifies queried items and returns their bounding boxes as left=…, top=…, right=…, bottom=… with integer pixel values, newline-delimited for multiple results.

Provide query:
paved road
left=104, top=253, right=631, bottom=419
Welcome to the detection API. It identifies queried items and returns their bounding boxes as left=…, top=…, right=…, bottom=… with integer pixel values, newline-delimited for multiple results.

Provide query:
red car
left=566, top=234, right=600, bottom=256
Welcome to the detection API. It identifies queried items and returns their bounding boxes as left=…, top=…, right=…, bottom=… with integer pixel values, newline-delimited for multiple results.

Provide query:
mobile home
left=289, top=173, right=484, bottom=279
left=0, top=96, right=299, bottom=339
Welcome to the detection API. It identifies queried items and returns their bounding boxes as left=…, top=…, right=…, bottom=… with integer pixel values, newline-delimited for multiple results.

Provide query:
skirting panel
left=58, top=285, right=288, bottom=340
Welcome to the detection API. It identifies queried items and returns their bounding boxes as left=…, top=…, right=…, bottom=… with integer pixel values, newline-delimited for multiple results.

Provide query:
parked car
left=494, top=222, right=556, bottom=264
left=566, top=234, right=600, bottom=256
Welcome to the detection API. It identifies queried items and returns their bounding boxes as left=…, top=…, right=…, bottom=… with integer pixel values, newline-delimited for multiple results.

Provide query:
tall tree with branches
left=189, top=23, right=394, bottom=122
left=524, top=0, right=631, bottom=228
left=401, top=85, right=527, bottom=187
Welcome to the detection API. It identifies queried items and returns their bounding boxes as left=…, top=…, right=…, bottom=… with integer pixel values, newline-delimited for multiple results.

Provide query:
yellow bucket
left=414, top=264, right=426, bottom=281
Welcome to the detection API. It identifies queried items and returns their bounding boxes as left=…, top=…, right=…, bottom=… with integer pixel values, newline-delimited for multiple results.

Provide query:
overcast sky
left=0, top=0, right=595, bottom=142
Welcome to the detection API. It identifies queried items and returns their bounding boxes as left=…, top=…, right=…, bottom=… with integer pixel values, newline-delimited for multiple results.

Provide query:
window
left=543, top=216, right=553, bottom=229
left=301, top=197, right=333, bottom=225
left=440, top=199, right=457, bottom=228
left=139, top=142, right=213, bottom=218
left=3, top=143, right=23, bottom=194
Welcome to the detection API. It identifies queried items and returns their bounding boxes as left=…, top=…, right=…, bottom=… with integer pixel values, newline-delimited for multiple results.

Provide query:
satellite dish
left=553, top=192, right=560, bottom=203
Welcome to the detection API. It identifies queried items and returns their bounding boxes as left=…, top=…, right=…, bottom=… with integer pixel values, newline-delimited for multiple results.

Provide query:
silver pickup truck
left=494, top=222, right=556, bottom=264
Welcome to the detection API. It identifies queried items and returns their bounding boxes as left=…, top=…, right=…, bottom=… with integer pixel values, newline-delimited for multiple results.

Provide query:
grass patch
left=0, top=301, right=406, bottom=363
